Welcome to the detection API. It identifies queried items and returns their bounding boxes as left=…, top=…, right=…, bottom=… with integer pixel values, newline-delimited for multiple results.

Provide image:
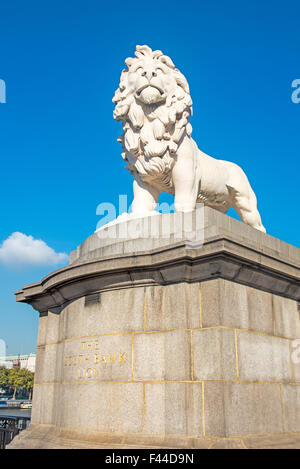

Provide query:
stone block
left=209, top=439, right=247, bottom=449
left=260, top=234, right=290, bottom=260
left=91, top=287, right=144, bottom=335
left=144, top=383, right=203, bottom=436
left=204, top=382, right=283, bottom=437
left=35, top=344, right=62, bottom=384
left=61, top=287, right=144, bottom=340
left=62, top=334, right=132, bottom=382
left=45, top=310, right=61, bottom=345
left=291, top=340, right=300, bottom=382
left=245, top=287, right=274, bottom=334
left=192, top=328, right=236, bottom=380
left=201, top=279, right=275, bottom=335
left=281, top=385, right=300, bottom=432
left=273, top=296, right=300, bottom=339
left=145, top=283, right=201, bottom=332
left=237, top=331, right=292, bottom=382
left=244, top=434, right=300, bottom=449
left=31, top=383, right=59, bottom=426
left=36, top=314, right=47, bottom=346
left=57, top=382, right=143, bottom=434
left=133, top=330, right=191, bottom=381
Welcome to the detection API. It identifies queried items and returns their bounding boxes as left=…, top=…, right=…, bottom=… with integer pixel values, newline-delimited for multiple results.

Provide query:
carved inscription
left=64, top=339, right=127, bottom=379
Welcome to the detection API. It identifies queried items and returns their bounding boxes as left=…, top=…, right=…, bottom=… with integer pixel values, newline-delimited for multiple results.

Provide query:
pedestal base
left=12, top=208, right=300, bottom=449
left=8, top=424, right=300, bottom=449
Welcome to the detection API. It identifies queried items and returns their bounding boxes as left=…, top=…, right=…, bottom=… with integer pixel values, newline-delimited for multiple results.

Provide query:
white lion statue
left=113, top=45, right=266, bottom=232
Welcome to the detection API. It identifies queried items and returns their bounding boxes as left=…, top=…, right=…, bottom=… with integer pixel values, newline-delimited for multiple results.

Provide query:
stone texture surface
left=61, top=287, right=144, bottom=339
left=243, top=434, right=300, bottom=449
left=70, top=209, right=205, bottom=264
left=204, top=382, right=284, bottom=437
left=292, top=341, right=300, bottom=382
left=8, top=425, right=300, bottom=449
left=36, top=314, right=48, bottom=346
left=37, top=311, right=62, bottom=346
left=201, top=279, right=276, bottom=334
left=144, top=383, right=203, bottom=436
left=57, top=382, right=144, bottom=434
left=237, top=331, right=293, bottom=382
left=273, top=295, right=300, bottom=339
left=133, top=330, right=191, bottom=381
left=34, top=344, right=62, bottom=384
left=281, top=385, right=300, bottom=433
left=7, top=424, right=214, bottom=449
left=145, top=283, right=201, bottom=332
left=31, top=383, right=59, bottom=426
left=192, top=328, right=236, bottom=381
left=66, top=206, right=298, bottom=271
left=62, top=334, right=132, bottom=383
left=208, top=439, right=247, bottom=449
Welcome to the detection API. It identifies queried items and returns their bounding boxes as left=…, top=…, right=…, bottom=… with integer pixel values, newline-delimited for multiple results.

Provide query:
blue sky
left=0, top=0, right=299, bottom=355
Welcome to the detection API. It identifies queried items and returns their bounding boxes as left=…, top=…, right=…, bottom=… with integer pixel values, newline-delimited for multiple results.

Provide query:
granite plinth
left=10, top=207, right=300, bottom=449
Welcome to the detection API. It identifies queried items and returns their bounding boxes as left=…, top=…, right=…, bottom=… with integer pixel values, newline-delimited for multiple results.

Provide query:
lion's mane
left=113, top=45, right=193, bottom=191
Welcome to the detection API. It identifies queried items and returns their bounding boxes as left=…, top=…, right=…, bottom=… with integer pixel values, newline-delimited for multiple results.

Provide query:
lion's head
left=113, top=45, right=193, bottom=189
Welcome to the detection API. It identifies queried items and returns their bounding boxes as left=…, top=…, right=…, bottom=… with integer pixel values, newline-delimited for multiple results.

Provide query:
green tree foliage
left=7, top=367, right=35, bottom=399
left=0, top=366, right=9, bottom=391
left=8, top=367, right=23, bottom=399
left=24, top=370, right=34, bottom=400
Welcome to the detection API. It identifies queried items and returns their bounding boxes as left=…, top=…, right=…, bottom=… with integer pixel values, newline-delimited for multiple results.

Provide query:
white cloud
left=0, top=232, right=68, bottom=268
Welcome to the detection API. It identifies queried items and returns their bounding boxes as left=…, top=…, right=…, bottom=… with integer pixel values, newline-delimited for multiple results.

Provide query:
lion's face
left=127, top=57, right=177, bottom=105
left=113, top=46, right=193, bottom=183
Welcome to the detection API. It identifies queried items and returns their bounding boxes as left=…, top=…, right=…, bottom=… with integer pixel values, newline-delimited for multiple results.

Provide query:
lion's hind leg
left=227, top=184, right=266, bottom=233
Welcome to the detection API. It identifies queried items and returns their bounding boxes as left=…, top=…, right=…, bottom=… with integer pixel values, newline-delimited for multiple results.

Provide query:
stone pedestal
left=9, top=207, right=300, bottom=449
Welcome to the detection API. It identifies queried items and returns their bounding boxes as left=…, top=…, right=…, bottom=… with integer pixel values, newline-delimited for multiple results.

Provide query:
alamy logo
left=291, top=79, right=300, bottom=103
left=95, top=195, right=205, bottom=249
left=291, top=339, right=300, bottom=364
left=0, top=79, right=6, bottom=103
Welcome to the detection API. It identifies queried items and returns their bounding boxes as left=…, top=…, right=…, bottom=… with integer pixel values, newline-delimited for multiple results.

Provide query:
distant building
left=0, top=354, right=36, bottom=372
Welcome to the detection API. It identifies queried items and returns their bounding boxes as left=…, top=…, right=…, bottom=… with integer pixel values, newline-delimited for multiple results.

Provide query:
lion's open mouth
left=136, top=85, right=164, bottom=96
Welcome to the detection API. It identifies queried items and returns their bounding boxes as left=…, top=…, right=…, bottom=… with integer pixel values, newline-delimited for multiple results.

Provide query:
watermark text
left=0, top=79, right=6, bottom=103
left=291, top=79, right=300, bottom=103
